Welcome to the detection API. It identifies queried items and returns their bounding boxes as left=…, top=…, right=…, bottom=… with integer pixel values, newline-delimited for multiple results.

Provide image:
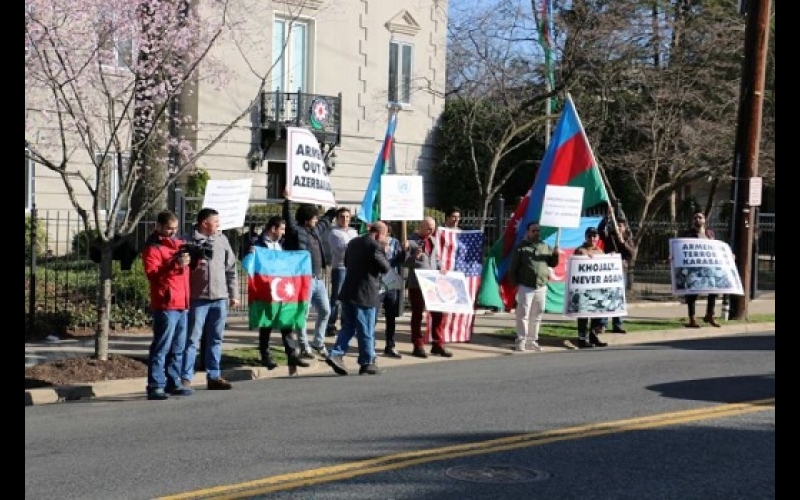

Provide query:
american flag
left=425, top=228, right=484, bottom=343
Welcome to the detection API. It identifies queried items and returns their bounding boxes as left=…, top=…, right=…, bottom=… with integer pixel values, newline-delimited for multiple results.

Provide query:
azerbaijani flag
left=356, top=110, right=398, bottom=229
left=477, top=94, right=610, bottom=313
left=242, top=248, right=312, bottom=330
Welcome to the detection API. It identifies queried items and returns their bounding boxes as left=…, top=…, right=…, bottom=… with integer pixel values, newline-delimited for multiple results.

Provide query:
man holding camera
left=180, top=207, right=240, bottom=390
left=141, top=210, right=193, bottom=400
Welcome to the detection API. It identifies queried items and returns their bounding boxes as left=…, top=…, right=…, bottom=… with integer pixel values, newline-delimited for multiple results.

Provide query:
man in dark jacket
left=678, top=210, right=721, bottom=328
left=597, top=209, right=636, bottom=334
left=325, top=221, right=391, bottom=376
left=282, top=193, right=334, bottom=358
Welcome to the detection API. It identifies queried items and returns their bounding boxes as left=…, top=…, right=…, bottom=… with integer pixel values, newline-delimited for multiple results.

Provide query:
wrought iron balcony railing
left=258, top=89, right=342, bottom=154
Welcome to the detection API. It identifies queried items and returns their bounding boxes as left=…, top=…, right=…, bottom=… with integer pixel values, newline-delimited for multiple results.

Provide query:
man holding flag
left=477, top=94, right=610, bottom=315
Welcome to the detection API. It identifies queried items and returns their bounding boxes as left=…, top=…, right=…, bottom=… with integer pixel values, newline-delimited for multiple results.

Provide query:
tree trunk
left=94, top=246, right=114, bottom=360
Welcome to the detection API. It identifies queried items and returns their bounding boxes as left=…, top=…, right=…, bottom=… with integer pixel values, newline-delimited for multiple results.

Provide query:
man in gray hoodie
left=180, top=207, right=240, bottom=390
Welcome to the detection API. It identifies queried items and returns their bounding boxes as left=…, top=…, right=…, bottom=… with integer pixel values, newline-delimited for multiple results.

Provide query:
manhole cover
left=445, top=465, right=550, bottom=484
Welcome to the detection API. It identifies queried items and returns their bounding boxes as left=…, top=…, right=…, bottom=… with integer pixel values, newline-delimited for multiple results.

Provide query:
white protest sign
left=563, top=253, right=627, bottom=318
left=379, top=174, right=424, bottom=221
left=669, top=238, right=744, bottom=295
left=201, top=178, right=253, bottom=230
left=286, top=127, right=337, bottom=207
left=414, top=270, right=474, bottom=314
left=540, top=185, right=584, bottom=228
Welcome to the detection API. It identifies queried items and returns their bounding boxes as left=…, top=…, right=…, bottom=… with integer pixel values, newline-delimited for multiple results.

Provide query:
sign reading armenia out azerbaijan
left=668, top=238, right=743, bottom=296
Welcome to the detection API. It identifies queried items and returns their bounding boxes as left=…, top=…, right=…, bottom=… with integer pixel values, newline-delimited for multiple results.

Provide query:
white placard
left=379, top=174, right=424, bottom=221
left=201, top=178, right=253, bottom=230
left=669, top=238, right=744, bottom=295
left=286, top=127, right=337, bottom=207
left=414, top=270, right=475, bottom=314
left=540, top=185, right=585, bottom=228
left=563, top=254, right=627, bottom=318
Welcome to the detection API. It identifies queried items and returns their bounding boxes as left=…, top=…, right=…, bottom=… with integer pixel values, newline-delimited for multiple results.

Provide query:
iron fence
left=25, top=206, right=775, bottom=333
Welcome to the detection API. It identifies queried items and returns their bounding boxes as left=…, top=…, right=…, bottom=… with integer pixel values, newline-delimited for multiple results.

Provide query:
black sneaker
left=325, top=355, right=348, bottom=376
left=383, top=348, right=403, bottom=359
left=431, top=346, right=454, bottom=358
left=146, top=388, right=169, bottom=400
left=575, top=337, right=594, bottom=349
left=589, top=332, right=608, bottom=347
left=411, top=347, right=428, bottom=359
left=299, top=349, right=315, bottom=360
left=287, top=355, right=310, bottom=368
left=359, top=364, right=384, bottom=375
left=262, top=357, right=279, bottom=370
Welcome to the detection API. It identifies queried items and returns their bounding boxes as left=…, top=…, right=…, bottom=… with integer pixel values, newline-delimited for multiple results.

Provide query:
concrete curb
left=25, top=322, right=775, bottom=407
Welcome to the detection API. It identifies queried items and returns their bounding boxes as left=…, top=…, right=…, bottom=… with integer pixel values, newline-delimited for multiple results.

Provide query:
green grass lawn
left=493, top=313, right=776, bottom=339
left=220, top=313, right=775, bottom=368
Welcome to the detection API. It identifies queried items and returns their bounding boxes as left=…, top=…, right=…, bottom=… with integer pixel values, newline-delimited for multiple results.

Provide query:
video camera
left=179, top=240, right=214, bottom=264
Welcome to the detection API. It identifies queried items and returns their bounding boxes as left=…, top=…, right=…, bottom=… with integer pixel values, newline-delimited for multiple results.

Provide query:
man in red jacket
left=141, top=210, right=193, bottom=400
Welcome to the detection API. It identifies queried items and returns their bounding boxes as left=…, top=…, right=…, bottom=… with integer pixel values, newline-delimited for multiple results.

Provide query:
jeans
left=299, top=277, right=331, bottom=351
left=377, top=289, right=400, bottom=350
left=577, top=318, right=604, bottom=338
left=182, top=298, right=228, bottom=381
left=328, top=267, right=347, bottom=331
left=600, top=273, right=625, bottom=330
left=330, top=301, right=377, bottom=366
left=515, top=285, right=547, bottom=343
left=147, top=309, right=188, bottom=390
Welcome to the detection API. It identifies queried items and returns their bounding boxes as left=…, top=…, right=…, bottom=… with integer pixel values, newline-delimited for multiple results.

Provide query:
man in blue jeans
left=325, top=221, right=391, bottom=376
left=141, top=210, right=193, bottom=400
left=180, top=207, right=240, bottom=390
left=282, top=193, right=333, bottom=359
left=326, top=207, right=358, bottom=336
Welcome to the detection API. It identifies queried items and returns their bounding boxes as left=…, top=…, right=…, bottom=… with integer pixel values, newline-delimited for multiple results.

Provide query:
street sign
left=748, top=177, right=763, bottom=207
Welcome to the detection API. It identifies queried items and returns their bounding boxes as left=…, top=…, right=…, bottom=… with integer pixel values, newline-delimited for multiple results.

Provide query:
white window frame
left=272, top=18, right=311, bottom=96
left=25, top=147, right=34, bottom=212
left=388, top=40, right=413, bottom=105
left=96, top=15, right=134, bottom=71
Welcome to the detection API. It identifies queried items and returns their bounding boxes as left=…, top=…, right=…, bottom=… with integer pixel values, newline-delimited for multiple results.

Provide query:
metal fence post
left=174, top=187, right=186, bottom=233
left=27, top=206, right=38, bottom=336
left=493, top=195, right=505, bottom=247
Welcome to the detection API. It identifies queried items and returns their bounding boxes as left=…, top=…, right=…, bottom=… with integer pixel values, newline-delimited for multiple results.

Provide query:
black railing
left=259, top=89, right=342, bottom=153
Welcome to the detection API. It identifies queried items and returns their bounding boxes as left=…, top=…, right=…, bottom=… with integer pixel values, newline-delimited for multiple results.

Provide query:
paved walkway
left=25, top=293, right=775, bottom=406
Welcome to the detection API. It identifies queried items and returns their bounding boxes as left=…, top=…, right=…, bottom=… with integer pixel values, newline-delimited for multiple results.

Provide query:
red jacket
left=141, top=232, right=190, bottom=311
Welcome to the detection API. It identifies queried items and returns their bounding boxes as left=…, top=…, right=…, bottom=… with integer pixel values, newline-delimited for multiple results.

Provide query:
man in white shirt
left=326, top=207, right=358, bottom=336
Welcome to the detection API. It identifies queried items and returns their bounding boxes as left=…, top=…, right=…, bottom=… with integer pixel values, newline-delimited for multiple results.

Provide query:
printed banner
left=286, top=127, right=337, bottom=207
left=669, top=238, right=744, bottom=295
left=563, top=254, right=627, bottom=318
left=415, top=270, right=475, bottom=314
left=201, top=178, right=253, bottom=230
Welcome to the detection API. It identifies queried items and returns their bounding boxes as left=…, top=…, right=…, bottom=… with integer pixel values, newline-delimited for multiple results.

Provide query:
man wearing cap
left=573, top=227, right=608, bottom=348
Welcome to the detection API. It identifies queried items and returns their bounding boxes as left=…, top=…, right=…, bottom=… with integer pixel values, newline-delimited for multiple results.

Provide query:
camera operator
left=179, top=207, right=240, bottom=391
left=141, top=210, right=193, bottom=400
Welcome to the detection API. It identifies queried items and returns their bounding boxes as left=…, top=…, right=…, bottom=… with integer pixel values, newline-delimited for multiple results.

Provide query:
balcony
left=258, top=90, right=342, bottom=156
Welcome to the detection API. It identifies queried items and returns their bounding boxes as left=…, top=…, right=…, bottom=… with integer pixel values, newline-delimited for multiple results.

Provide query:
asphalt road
left=25, top=330, right=775, bottom=500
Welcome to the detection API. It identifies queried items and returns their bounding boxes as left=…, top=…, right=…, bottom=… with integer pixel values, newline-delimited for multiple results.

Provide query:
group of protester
left=143, top=198, right=722, bottom=398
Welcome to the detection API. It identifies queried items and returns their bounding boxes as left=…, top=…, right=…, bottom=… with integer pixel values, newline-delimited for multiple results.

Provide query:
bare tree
left=24, top=0, right=316, bottom=359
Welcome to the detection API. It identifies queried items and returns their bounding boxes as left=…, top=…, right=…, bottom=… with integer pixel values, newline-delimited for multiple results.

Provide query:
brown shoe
left=207, top=378, right=232, bottom=390
left=685, top=318, right=701, bottom=328
left=703, top=315, right=721, bottom=327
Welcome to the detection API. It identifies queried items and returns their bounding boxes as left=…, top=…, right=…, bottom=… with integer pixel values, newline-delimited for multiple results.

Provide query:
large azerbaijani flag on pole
left=356, top=109, right=399, bottom=229
left=477, top=94, right=610, bottom=313
left=242, top=248, right=312, bottom=330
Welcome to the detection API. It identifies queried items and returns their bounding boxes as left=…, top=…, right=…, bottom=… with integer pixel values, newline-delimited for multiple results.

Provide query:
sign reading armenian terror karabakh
left=286, top=127, right=336, bottom=207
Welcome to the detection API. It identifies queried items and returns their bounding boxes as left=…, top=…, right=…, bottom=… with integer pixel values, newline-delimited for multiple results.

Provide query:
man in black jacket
left=325, top=221, right=391, bottom=376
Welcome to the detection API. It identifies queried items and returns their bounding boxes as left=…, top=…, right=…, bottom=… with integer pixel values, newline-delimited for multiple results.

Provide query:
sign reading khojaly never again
left=669, top=238, right=744, bottom=296
left=285, top=127, right=337, bottom=207
left=563, top=254, right=627, bottom=318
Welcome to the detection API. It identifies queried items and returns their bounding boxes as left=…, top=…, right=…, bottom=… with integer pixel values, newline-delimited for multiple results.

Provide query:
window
left=97, top=16, right=134, bottom=70
left=95, top=152, right=130, bottom=212
left=25, top=147, right=34, bottom=211
left=272, top=18, right=309, bottom=98
left=266, top=162, right=287, bottom=200
left=388, top=41, right=413, bottom=104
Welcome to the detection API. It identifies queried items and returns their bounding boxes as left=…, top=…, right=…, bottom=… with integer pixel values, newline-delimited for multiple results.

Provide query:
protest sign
left=380, top=175, right=424, bottom=221
left=563, top=254, right=627, bottom=318
left=540, top=185, right=584, bottom=228
left=286, top=127, right=337, bottom=207
left=669, top=238, right=744, bottom=295
left=201, top=178, right=253, bottom=230
left=415, top=270, right=474, bottom=314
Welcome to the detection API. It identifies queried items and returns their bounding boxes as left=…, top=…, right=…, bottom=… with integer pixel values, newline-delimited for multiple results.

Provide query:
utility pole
left=729, top=0, right=771, bottom=319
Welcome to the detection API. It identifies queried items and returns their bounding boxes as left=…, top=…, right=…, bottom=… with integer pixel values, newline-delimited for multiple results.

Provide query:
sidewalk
left=25, top=293, right=775, bottom=406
